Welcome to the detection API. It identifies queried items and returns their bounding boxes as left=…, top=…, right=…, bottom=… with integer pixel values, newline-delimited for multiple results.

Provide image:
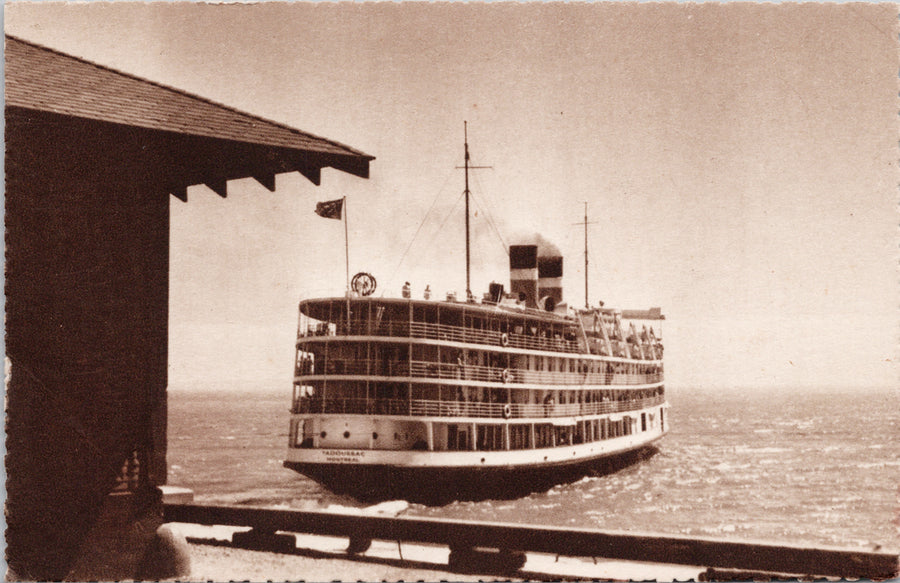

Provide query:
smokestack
left=538, top=254, right=563, bottom=311
left=509, top=245, right=538, bottom=308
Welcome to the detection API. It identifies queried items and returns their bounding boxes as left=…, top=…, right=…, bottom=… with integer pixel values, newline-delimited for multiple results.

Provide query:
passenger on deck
left=402, top=282, right=411, bottom=298
left=424, top=284, right=431, bottom=300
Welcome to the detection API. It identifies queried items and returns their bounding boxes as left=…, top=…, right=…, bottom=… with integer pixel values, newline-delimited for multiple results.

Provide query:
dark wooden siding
left=5, top=109, right=171, bottom=579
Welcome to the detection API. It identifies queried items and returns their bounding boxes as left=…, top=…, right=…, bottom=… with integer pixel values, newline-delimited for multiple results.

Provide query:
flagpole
left=344, top=197, right=350, bottom=333
left=343, top=196, right=349, bottom=292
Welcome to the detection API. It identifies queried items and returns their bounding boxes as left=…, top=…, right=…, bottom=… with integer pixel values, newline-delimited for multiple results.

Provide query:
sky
left=5, top=2, right=898, bottom=391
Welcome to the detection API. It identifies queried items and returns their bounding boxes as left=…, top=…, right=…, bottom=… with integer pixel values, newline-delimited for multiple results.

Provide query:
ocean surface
left=167, top=384, right=898, bottom=550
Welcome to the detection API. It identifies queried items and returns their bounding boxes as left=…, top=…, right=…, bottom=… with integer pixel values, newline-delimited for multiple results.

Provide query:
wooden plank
left=297, top=165, right=321, bottom=185
left=252, top=173, right=277, bottom=192
left=205, top=180, right=228, bottom=198
left=164, top=504, right=898, bottom=579
left=170, top=187, right=188, bottom=202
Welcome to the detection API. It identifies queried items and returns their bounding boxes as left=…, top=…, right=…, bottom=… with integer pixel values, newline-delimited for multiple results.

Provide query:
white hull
left=286, top=408, right=667, bottom=470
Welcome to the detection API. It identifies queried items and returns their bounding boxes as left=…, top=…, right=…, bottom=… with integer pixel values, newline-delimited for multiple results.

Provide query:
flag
left=315, top=198, right=343, bottom=220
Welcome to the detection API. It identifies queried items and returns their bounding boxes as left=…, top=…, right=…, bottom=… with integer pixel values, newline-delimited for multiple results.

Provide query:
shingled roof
left=5, top=35, right=373, bottom=185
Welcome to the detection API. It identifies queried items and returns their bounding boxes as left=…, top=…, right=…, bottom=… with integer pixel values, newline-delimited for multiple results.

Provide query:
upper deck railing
left=296, top=359, right=663, bottom=386
left=293, top=394, right=666, bottom=419
left=406, top=361, right=663, bottom=386
left=298, top=320, right=582, bottom=354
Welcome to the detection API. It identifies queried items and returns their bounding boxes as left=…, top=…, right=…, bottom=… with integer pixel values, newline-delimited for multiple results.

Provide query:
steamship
left=284, top=131, right=667, bottom=502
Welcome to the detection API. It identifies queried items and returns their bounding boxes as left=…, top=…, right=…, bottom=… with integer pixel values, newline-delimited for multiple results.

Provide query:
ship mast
left=579, top=201, right=598, bottom=308
left=459, top=122, right=490, bottom=299
left=584, top=202, right=589, bottom=308
left=464, top=122, right=471, bottom=297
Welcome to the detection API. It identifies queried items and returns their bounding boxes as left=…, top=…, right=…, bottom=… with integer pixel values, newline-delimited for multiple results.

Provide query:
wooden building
left=4, top=35, right=373, bottom=580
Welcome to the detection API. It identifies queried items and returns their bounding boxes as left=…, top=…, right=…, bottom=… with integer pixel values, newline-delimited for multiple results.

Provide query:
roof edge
left=5, top=34, right=375, bottom=161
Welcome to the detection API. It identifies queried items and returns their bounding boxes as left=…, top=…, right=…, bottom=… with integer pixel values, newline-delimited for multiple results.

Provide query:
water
left=167, top=384, right=898, bottom=549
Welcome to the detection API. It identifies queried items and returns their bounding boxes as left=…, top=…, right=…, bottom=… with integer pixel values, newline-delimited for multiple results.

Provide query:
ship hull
left=284, top=441, right=660, bottom=504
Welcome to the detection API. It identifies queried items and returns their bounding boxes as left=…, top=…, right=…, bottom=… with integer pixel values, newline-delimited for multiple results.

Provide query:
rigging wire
left=382, top=169, right=456, bottom=294
left=404, top=189, right=467, bottom=292
left=468, top=165, right=509, bottom=255
left=385, top=144, right=507, bottom=296
left=420, top=189, right=467, bottom=252
left=460, top=160, right=507, bottom=294
left=469, top=189, right=509, bottom=255
left=384, top=189, right=466, bottom=295
left=588, top=223, right=603, bottom=305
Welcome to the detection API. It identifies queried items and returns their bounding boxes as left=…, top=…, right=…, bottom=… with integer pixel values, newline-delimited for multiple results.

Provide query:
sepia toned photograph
left=4, top=2, right=898, bottom=580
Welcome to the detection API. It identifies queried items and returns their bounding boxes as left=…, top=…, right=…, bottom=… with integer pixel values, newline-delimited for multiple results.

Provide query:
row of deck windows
left=290, top=411, right=659, bottom=452
left=444, top=416, right=639, bottom=451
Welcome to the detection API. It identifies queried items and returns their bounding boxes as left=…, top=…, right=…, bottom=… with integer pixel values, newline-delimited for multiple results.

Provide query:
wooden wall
left=5, top=109, right=170, bottom=580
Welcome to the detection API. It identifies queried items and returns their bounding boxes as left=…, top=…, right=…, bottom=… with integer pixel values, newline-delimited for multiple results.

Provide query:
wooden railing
left=164, top=503, right=900, bottom=580
left=292, top=394, right=665, bottom=419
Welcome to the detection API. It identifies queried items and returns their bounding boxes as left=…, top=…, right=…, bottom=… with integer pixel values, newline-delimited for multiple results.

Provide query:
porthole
left=320, top=431, right=327, bottom=438
left=372, top=432, right=379, bottom=440
left=343, top=431, right=350, bottom=439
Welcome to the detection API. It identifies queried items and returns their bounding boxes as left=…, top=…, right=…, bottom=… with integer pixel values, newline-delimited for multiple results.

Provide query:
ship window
left=477, top=424, right=503, bottom=451
left=534, top=424, right=553, bottom=448
left=411, top=384, right=439, bottom=402
left=412, top=344, right=438, bottom=362
left=509, top=424, right=531, bottom=450
left=447, top=424, right=468, bottom=451
left=641, top=413, right=647, bottom=432
left=555, top=426, right=571, bottom=446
